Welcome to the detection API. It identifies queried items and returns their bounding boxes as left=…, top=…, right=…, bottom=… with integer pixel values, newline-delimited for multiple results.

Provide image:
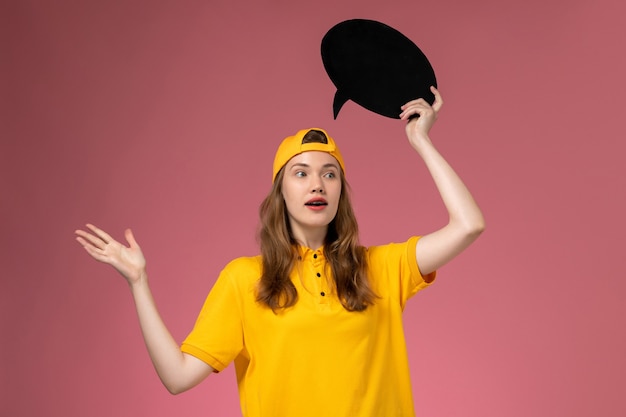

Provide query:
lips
left=305, top=198, right=328, bottom=207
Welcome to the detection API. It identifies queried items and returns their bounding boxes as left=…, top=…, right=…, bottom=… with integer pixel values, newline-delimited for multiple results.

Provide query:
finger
left=75, top=236, right=108, bottom=262
left=399, top=101, right=427, bottom=117
left=75, top=229, right=108, bottom=250
left=75, top=235, right=91, bottom=249
left=400, top=108, right=422, bottom=121
left=85, top=223, right=113, bottom=244
left=401, top=98, right=429, bottom=109
left=400, top=103, right=432, bottom=120
left=124, top=228, right=140, bottom=249
left=430, top=86, right=443, bottom=112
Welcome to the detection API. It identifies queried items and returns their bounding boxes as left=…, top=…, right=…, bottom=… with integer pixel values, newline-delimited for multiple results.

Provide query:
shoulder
left=365, top=236, right=424, bottom=283
left=223, top=255, right=262, bottom=271
left=365, top=236, right=434, bottom=300
left=209, top=256, right=263, bottom=298
left=220, top=255, right=263, bottom=280
left=366, top=236, right=419, bottom=261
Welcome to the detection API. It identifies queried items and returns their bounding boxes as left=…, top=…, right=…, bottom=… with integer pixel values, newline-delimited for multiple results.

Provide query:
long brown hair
left=257, top=132, right=377, bottom=312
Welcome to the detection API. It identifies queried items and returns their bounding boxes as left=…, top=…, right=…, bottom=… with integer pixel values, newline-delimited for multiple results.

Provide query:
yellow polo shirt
left=181, top=236, right=435, bottom=417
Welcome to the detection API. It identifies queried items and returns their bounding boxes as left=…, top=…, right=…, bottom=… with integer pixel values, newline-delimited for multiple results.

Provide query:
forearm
left=414, top=136, right=485, bottom=233
left=400, top=90, right=484, bottom=274
left=411, top=135, right=485, bottom=275
left=75, top=225, right=212, bottom=392
left=129, top=274, right=212, bottom=394
left=401, top=91, right=483, bottom=233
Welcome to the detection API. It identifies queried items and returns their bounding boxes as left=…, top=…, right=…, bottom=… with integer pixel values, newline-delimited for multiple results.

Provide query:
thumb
left=124, top=228, right=140, bottom=249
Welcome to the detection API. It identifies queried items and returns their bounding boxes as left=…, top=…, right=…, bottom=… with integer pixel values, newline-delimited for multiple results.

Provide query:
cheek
left=332, top=183, right=343, bottom=202
left=281, top=182, right=299, bottom=209
left=280, top=179, right=291, bottom=201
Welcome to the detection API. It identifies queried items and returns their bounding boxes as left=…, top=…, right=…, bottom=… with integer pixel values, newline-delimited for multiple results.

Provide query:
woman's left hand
left=400, top=86, right=443, bottom=149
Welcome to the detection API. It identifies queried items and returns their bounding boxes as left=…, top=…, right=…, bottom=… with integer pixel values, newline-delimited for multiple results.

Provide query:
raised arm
left=399, top=87, right=485, bottom=276
left=75, top=224, right=213, bottom=394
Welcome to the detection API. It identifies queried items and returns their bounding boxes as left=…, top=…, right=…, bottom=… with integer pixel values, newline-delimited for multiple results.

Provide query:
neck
left=291, top=226, right=327, bottom=250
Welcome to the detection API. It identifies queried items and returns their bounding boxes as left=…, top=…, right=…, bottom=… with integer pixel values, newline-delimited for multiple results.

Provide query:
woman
left=75, top=87, right=484, bottom=416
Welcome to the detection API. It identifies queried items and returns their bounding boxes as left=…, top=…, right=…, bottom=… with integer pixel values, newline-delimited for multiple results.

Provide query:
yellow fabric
left=181, top=236, right=435, bottom=417
left=272, top=128, right=346, bottom=182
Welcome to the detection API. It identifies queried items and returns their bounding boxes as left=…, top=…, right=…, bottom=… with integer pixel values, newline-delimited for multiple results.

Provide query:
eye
left=295, top=171, right=306, bottom=177
left=324, top=172, right=336, bottom=179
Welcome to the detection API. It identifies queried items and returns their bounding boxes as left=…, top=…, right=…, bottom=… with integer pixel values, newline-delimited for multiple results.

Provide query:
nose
left=311, top=177, right=324, bottom=193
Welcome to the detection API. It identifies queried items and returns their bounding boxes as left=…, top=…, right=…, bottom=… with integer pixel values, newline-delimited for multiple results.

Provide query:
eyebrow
left=290, top=162, right=340, bottom=170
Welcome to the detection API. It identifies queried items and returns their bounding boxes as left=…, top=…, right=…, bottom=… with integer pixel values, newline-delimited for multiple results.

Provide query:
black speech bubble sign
left=321, top=19, right=437, bottom=119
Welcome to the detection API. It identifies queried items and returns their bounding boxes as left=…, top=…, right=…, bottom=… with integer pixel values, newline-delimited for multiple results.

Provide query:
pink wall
left=2, top=0, right=625, bottom=416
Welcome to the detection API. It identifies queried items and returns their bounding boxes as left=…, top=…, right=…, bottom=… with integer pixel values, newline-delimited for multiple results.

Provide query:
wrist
left=128, top=269, right=149, bottom=291
left=409, top=133, right=433, bottom=153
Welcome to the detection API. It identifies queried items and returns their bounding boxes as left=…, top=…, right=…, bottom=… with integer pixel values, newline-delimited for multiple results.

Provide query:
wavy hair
left=256, top=131, right=377, bottom=312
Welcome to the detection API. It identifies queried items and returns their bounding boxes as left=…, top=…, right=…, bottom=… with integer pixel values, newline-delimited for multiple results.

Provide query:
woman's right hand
left=75, top=224, right=147, bottom=286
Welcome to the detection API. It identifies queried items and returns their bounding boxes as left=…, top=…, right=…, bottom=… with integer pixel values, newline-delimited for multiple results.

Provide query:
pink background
left=2, top=0, right=625, bottom=416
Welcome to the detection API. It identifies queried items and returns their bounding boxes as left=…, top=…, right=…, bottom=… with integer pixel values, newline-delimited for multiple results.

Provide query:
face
left=281, top=151, right=342, bottom=242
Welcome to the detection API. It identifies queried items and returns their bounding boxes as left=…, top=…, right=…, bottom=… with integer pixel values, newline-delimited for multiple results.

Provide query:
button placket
left=312, top=250, right=328, bottom=303
left=318, top=270, right=325, bottom=298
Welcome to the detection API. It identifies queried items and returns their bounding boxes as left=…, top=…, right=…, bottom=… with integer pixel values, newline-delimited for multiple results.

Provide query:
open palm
left=75, top=224, right=146, bottom=285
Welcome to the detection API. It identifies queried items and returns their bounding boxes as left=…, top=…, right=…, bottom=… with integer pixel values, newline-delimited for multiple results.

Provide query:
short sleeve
left=367, top=236, right=436, bottom=309
left=406, top=236, right=436, bottom=289
left=181, top=261, right=246, bottom=372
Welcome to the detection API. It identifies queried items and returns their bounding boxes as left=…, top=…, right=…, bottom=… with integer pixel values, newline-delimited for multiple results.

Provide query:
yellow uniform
left=181, top=236, right=435, bottom=417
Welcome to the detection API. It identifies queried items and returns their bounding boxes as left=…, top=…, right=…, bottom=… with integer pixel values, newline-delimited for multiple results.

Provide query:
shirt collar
left=295, top=245, right=325, bottom=261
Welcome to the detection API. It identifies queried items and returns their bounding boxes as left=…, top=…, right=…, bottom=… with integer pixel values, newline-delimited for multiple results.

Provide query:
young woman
left=75, top=87, right=484, bottom=417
